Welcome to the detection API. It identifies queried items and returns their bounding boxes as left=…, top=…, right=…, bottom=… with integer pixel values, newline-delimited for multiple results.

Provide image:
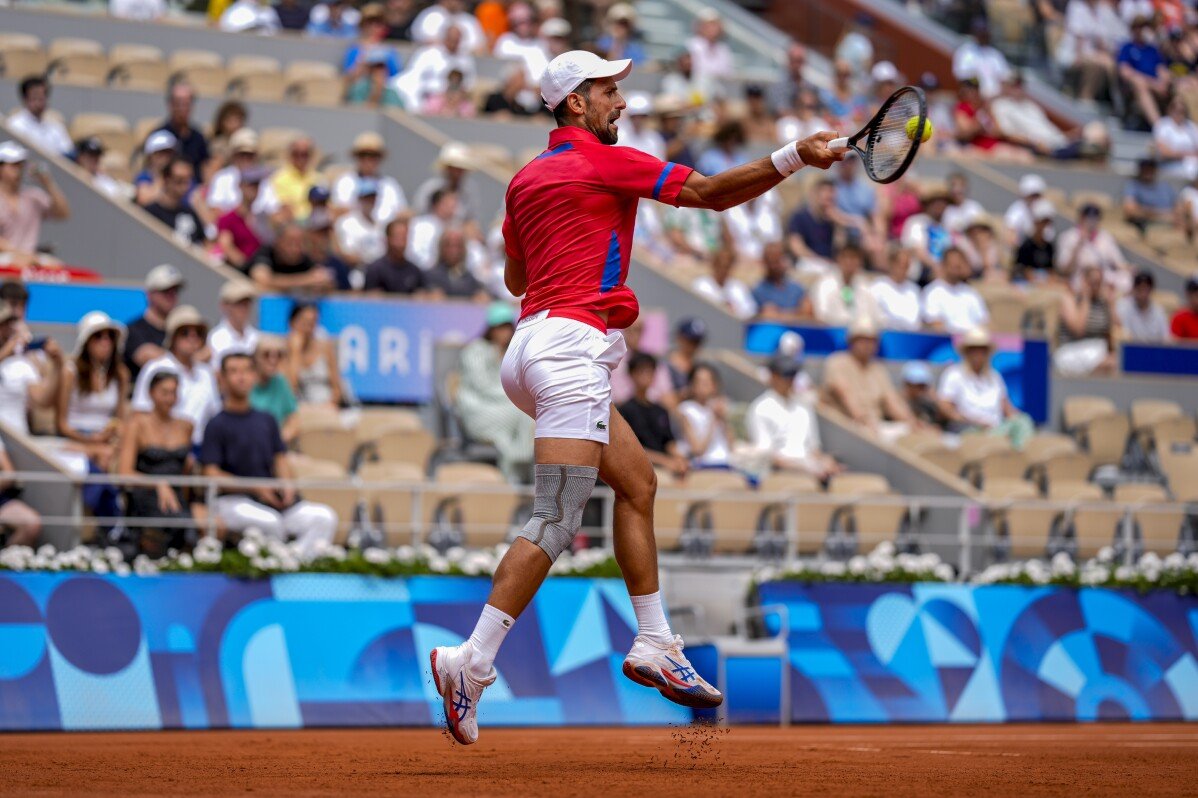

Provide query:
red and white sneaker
left=622, top=634, right=723, bottom=709
left=430, top=642, right=496, bottom=745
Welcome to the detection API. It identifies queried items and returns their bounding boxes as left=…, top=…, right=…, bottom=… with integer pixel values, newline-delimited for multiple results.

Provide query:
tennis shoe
left=622, top=634, right=723, bottom=709
left=430, top=642, right=495, bottom=745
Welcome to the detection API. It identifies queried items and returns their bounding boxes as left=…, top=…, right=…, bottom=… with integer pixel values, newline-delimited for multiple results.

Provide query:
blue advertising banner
left=0, top=574, right=688, bottom=731
left=755, top=582, right=1198, bottom=723
left=25, top=283, right=147, bottom=326
left=745, top=323, right=1051, bottom=423
left=259, top=297, right=489, bottom=403
left=1122, top=343, right=1198, bottom=377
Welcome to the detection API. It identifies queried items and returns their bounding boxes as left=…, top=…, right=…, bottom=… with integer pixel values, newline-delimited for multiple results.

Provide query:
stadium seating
left=425, top=462, right=520, bottom=549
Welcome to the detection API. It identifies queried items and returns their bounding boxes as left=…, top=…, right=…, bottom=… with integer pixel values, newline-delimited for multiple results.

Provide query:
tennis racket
left=828, top=86, right=927, bottom=184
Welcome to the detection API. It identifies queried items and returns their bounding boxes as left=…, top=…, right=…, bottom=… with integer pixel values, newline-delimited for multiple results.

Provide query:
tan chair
left=983, top=479, right=1055, bottom=559
left=1062, top=395, right=1117, bottom=433
left=920, top=446, right=965, bottom=478
left=288, top=76, right=344, bottom=106
left=133, top=116, right=163, bottom=150
left=359, top=461, right=422, bottom=546
left=987, top=295, right=1027, bottom=335
left=1118, top=484, right=1185, bottom=555
left=296, top=480, right=361, bottom=544
left=259, top=127, right=306, bottom=163
left=1159, top=447, right=1198, bottom=502
left=108, top=43, right=163, bottom=67
left=295, top=427, right=359, bottom=471
left=1070, top=189, right=1113, bottom=213
left=0, top=34, right=42, bottom=52
left=896, top=430, right=944, bottom=454
left=294, top=403, right=343, bottom=432
left=109, top=60, right=171, bottom=92
left=1131, top=399, right=1183, bottom=433
left=48, top=37, right=104, bottom=60
left=426, top=463, right=518, bottom=548
left=49, top=53, right=110, bottom=87
left=754, top=473, right=826, bottom=555
left=1149, top=416, right=1197, bottom=451
left=0, top=47, right=49, bottom=80
left=284, top=60, right=338, bottom=81
left=1153, top=290, right=1182, bottom=317
left=371, top=427, right=437, bottom=472
left=682, top=471, right=760, bottom=554
left=970, top=450, right=1029, bottom=488
left=169, top=49, right=223, bottom=71
left=958, top=433, right=1012, bottom=470
left=355, top=407, right=424, bottom=443
left=70, top=113, right=133, bottom=154
left=1080, top=412, right=1130, bottom=468
left=829, top=473, right=906, bottom=554
left=1039, top=452, right=1094, bottom=492
left=227, top=54, right=281, bottom=79
left=231, top=72, right=287, bottom=102
left=1052, top=482, right=1121, bottom=559
left=173, top=66, right=229, bottom=98
left=1023, top=433, right=1078, bottom=466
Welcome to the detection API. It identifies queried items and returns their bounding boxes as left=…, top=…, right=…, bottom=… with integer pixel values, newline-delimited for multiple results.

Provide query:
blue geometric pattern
left=756, top=582, right=1198, bottom=723
left=0, top=574, right=690, bottom=731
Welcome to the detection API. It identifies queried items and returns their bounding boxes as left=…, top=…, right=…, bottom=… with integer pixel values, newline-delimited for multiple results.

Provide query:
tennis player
left=432, top=50, right=843, bottom=745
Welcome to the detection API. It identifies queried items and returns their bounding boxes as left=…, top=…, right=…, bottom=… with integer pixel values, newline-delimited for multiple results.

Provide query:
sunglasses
left=91, top=330, right=117, bottom=341
left=260, top=350, right=284, bottom=359
left=176, top=327, right=204, bottom=339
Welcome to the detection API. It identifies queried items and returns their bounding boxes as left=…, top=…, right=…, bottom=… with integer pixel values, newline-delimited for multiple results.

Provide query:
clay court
left=2, top=724, right=1195, bottom=796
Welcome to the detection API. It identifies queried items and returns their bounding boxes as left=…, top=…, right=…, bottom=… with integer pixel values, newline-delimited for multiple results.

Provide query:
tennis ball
left=906, top=117, right=932, bottom=142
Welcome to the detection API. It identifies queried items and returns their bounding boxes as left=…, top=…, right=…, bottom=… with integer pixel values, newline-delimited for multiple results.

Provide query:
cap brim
left=587, top=58, right=633, bottom=83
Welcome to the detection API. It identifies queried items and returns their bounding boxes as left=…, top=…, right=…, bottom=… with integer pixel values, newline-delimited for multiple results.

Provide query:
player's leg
left=600, top=407, right=722, bottom=708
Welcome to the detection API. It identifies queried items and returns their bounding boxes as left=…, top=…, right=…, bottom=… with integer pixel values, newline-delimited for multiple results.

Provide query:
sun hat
left=164, top=305, right=208, bottom=347
left=73, top=311, right=126, bottom=357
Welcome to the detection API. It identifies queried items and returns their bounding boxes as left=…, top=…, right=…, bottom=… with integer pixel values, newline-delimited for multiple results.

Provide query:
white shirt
left=1058, top=0, right=1126, bottom=66
left=219, top=0, right=281, bottom=33
left=952, top=42, right=1011, bottom=98
left=921, top=280, right=989, bottom=334
left=811, top=272, right=880, bottom=327
left=686, top=36, right=735, bottom=97
left=723, top=192, right=782, bottom=261
left=747, top=389, right=821, bottom=463
left=92, top=172, right=131, bottom=201
left=131, top=353, right=220, bottom=444
left=391, top=44, right=477, bottom=109
left=942, top=198, right=985, bottom=233
left=1180, top=186, right=1198, bottom=224
left=1153, top=117, right=1198, bottom=158
left=109, top=0, right=166, bottom=21
left=677, top=400, right=731, bottom=466
left=1003, top=198, right=1053, bottom=242
left=206, top=165, right=278, bottom=214
left=411, top=4, right=486, bottom=52
left=406, top=213, right=444, bottom=270
left=334, top=209, right=386, bottom=264
left=0, top=355, right=39, bottom=435
left=692, top=275, right=757, bottom=320
left=870, top=276, right=923, bottom=331
left=493, top=33, right=550, bottom=82
left=991, top=97, right=1068, bottom=151
left=938, top=363, right=1007, bottom=428
left=6, top=108, right=73, bottom=157
left=207, top=319, right=261, bottom=367
left=331, top=173, right=407, bottom=224
left=616, top=124, right=666, bottom=162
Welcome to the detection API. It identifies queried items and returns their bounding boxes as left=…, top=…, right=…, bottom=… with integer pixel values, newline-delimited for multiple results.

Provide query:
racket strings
left=865, top=91, right=923, bottom=182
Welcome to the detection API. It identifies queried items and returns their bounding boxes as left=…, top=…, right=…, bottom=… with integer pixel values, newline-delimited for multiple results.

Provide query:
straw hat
left=73, top=311, right=126, bottom=358
left=957, top=326, right=993, bottom=350
left=352, top=131, right=386, bottom=156
left=164, top=305, right=208, bottom=347
left=435, top=141, right=473, bottom=171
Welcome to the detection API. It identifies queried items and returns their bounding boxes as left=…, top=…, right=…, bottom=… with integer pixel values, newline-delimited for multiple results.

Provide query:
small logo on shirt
left=596, top=421, right=607, bottom=431
left=502, top=619, right=512, bottom=628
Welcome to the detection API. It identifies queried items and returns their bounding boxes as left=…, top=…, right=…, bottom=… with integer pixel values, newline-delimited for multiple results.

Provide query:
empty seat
left=1115, top=485, right=1185, bottom=555
left=0, top=47, right=49, bottom=80
left=829, top=473, right=906, bottom=554
left=958, top=433, right=1012, bottom=467
left=109, top=61, right=171, bottom=92
left=294, top=403, right=343, bottom=431
left=0, top=34, right=42, bottom=51
left=983, top=479, right=1056, bottom=559
left=230, top=72, right=287, bottom=102
left=1153, top=290, right=1182, bottom=317
left=1023, top=433, right=1078, bottom=465
left=169, top=49, right=223, bottom=71
left=133, top=116, right=163, bottom=149
left=287, top=76, right=344, bottom=106
left=1062, top=395, right=1117, bottom=432
left=359, top=461, right=422, bottom=546
left=1070, top=189, right=1113, bottom=213
left=284, top=60, right=338, bottom=81
left=172, top=65, right=229, bottom=97
left=70, top=113, right=132, bottom=154
left=426, top=462, right=518, bottom=548
left=259, top=127, right=306, bottom=162
left=48, top=37, right=103, bottom=60
left=1080, top=413, right=1130, bottom=468
left=355, top=407, right=425, bottom=443
left=371, top=427, right=437, bottom=471
left=1159, top=446, right=1198, bottom=501
left=986, top=295, right=1027, bottom=335
left=896, top=430, right=944, bottom=454
left=1148, top=416, right=1197, bottom=451
left=227, top=54, right=281, bottom=79
left=1131, top=399, right=1183, bottom=432
left=920, top=446, right=965, bottom=478
left=108, top=43, right=164, bottom=67
left=1038, top=452, right=1093, bottom=491
left=680, top=471, right=761, bottom=554
left=49, top=53, right=110, bottom=86
left=295, top=427, right=359, bottom=470
left=1052, top=482, right=1122, bottom=559
left=968, top=449, right=1028, bottom=487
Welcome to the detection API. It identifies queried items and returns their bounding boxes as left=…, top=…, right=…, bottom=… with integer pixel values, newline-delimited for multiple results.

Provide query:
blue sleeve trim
left=652, top=162, right=676, bottom=201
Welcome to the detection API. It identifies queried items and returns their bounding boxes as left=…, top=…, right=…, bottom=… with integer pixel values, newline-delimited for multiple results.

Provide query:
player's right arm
left=504, top=256, right=527, bottom=297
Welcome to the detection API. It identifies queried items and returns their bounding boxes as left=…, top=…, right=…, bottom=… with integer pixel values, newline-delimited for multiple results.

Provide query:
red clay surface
left=2, top=724, right=1195, bottom=796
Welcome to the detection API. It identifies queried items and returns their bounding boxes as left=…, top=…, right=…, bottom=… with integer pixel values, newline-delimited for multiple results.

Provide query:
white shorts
left=500, top=311, right=627, bottom=444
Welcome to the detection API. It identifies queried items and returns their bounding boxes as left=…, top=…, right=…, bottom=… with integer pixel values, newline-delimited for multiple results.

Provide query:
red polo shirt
left=1172, top=309, right=1198, bottom=339
left=502, top=125, right=693, bottom=331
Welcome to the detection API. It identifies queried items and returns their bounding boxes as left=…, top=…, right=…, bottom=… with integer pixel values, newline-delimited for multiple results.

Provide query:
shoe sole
left=430, top=649, right=474, bottom=746
left=621, top=659, right=723, bottom=709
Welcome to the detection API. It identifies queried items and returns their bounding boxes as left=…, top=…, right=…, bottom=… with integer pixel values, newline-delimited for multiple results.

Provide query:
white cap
left=698, top=8, right=721, bottom=23
left=540, top=49, right=632, bottom=111
left=626, top=91, right=653, bottom=116
left=1031, top=198, right=1056, bottom=221
left=870, top=60, right=898, bottom=83
left=145, top=263, right=185, bottom=292
left=540, top=17, right=571, bottom=38
left=144, top=130, right=178, bottom=155
left=1018, top=173, right=1046, bottom=196
left=0, top=140, right=29, bottom=164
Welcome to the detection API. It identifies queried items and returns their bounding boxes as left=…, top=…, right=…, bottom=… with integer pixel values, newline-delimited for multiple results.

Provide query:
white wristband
left=771, top=142, right=805, bottom=177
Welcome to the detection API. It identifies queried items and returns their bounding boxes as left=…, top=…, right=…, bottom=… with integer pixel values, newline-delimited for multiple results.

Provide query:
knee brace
left=518, top=464, right=599, bottom=562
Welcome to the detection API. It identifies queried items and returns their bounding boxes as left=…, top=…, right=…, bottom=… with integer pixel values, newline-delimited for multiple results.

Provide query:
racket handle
left=829, top=136, right=849, bottom=151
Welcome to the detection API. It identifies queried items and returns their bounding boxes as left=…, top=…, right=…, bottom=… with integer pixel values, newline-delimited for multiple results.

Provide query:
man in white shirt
left=6, top=77, right=73, bottom=157
left=616, top=93, right=666, bottom=161
left=74, top=137, right=129, bottom=201
left=941, top=171, right=985, bottom=233
left=691, top=246, right=757, bottom=320
left=391, top=24, right=477, bottom=110
left=870, top=244, right=922, bottom=331
left=208, top=281, right=261, bottom=367
left=936, top=327, right=1034, bottom=448
left=406, top=187, right=460, bottom=270
left=1002, top=173, right=1049, bottom=247
left=109, top=0, right=166, bottom=21
left=951, top=19, right=1011, bottom=99
left=1116, top=269, right=1170, bottom=343
left=1056, top=203, right=1130, bottom=292
left=219, top=0, right=281, bottom=33
left=686, top=9, right=735, bottom=99
left=0, top=304, right=63, bottom=436
left=332, top=132, right=407, bottom=224
left=131, top=305, right=220, bottom=445
left=921, top=247, right=989, bottom=334
left=205, top=128, right=277, bottom=215
left=746, top=355, right=842, bottom=479
left=811, top=243, right=879, bottom=326
left=334, top=180, right=387, bottom=266
left=493, top=3, right=550, bottom=82
left=411, top=0, right=486, bottom=54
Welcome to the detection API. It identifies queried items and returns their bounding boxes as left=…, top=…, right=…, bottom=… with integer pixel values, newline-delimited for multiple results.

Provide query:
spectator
left=959, top=214, right=1006, bottom=282
left=349, top=53, right=404, bottom=108
left=618, top=352, right=688, bottom=479
left=303, top=210, right=353, bottom=291
left=922, top=247, right=990, bottom=334
left=822, top=317, right=913, bottom=440
left=208, top=100, right=248, bottom=164
left=0, top=280, right=27, bottom=321
left=1003, top=173, right=1049, bottom=247
left=426, top=227, right=486, bottom=300
left=696, top=121, right=748, bottom=177
left=119, top=368, right=198, bottom=556
left=306, top=0, right=361, bottom=38
left=0, top=141, right=70, bottom=265
left=787, top=178, right=841, bottom=265
left=1056, top=262, right=1119, bottom=375
left=835, top=13, right=875, bottom=79
left=134, top=130, right=179, bottom=207
left=901, top=183, right=953, bottom=281
left=0, top=440, right=41, bottom=548
left=205, top=129, right=269, bottom=215
left=1057, top=203, right=1130, bottom=292
left=879, top=172, right=924, bottom=241
left=56, top=311, right=128, bottom=472
left=954, top=78, right=1025, bottom=159
left=1172, top=274, right=1198, bottom=339
left=125, top=264, right=184, bottom=381
left=0, top=304, right=62, bottom=436
left=666, top=317, right=706, bottom=395
left=820, top=60, right=870, bottom=130
left=752, top=242, right=810, bottom=321
left=1118, top=16, right=1171, bottom=126
left=343, top=3, right=402, bottom=79
left=334, top=179, right=387, bottom=267
left=921, top=71, right=960, bottom=152
left=746, top=355, right=842, bottom=479
left=493, top=3, right=549, bottom=83
left=249, top=222, right=336, bottom=293
left=693, top=245, right=756, bottom=320
left=870, top=244, right=922, bottom=331
left=219, top=0, right=282, bottom=33
left=392, top=23, right=476, bottom=110
left=609, top=316, right=675, bottom=407
left=1117, top=269, right=1170, bottom=342
left=414, top=142, right=475, bottom=222
left=661, top=49, right=704, bottom=106
left=7, top=76, right=72, bottom=157
left=154, top=82, right=210, bottom=176
left=455, top=303, right=532, bottom=481
left=1122, top=158, right=1178, bottom=231
left=208, top=281, right=261, bottom=366
left=1153, top=97, right=1198, bottom=176
left=812, top=243, right=879, bottom=326
left=992, top=73, right=1109, bottom=159
left=832, top=153, right=881, bottom=254
left=675, top=363, right=733, bottom=469
left=1014, top=199, right=1058, bottom=283
left=411, top=0, right=486, bottom=53
left=483, top=63, right=546, bottom=117
left=937, top=327, right=1034, bottom=449
left=769, top=42, right=811, bottom=115
left=900, top=361, right=954, bottom=431
left=1180, top=161, right=1198, bottom=242
left=74, top=137, right=129, bottom=201
left=1056, top=0, right=1122, bottom=104
left=724, top=187, right=782, bottom=261
left=686, top=9, right=735, bottom=98
left=422, top=67, right=475, bottom=117
left=597, top=4, right=646, bottom=64
left=868, top=60, right=900, bottom=105
left=251, top=335, right=300, bottom=445
left=285, top=302, right=344, bottom=407
left=215, top=166, right=270, bottom=269
left=275, top=0, right=312, bottom=30
left=776, top=87, right=830, bottom=145
left=131, top=306, right=220, bottom=446
left=741, top=85, right=778, bottom=145
left=941, top=171, right=985, bottom=234
left=332, top=132, right=407, bottom=223
left=269, top=136, right=320, bottom=222
left=406, top=188, right=461, bottom=270
left=202, top=352, right=337, bottom=559
left=111, top=0, right=167, bottom=21
left=952, top=18, right=1012, bottom=99
left=363, top=214, right=425, bottom=294
left=616, top=93, right=666, bottom=160
left=144, top=158, right=208, bottom=247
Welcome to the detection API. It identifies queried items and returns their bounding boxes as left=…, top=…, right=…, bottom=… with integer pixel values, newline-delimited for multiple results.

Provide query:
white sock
left=466, top=604, right=514, bottom=678
left=630, top=592, right=673, bottom=645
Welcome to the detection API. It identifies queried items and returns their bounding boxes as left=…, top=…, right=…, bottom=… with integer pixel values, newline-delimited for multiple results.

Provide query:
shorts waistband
left=517, top=308, right=608, bottom=333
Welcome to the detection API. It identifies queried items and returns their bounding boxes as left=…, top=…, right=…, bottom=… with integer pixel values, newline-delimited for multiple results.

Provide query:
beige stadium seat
left=49, top=53, right=110, bottom=87
left=289, top=453, right=359, bottom=541
left=133, top=116, right=163, bottom=150
left=896, top=430, right=944, bottom=454
left=359, top=461, right=422, bottom=546
left=173, top=65, right=229, bottom=98
left=108, top=43, right=163, bottom=67
left=227, top=54, right=281, bottom=79
left=426, top=462, right=518, bottom=548
left=756, top=473, right=829, bottom=555
left=1051, top=482, right=1120, bottom=559
left=920, top=446, right=965, bottom=479
left=1153, top=290, right=1182, bottom=318
left=0, top=47, right=49, bottom=81
left=1114, top=485, right=1184, bottom=555
left=983, top=479, right=1055, bottom=559
left=1159, top=447, right=1198, bottom=501
left=1038, top=452, right=1093, bottom=492
left=1062, top=395, right=1117, bottom=433
left=231, top=72, right=287, bottom=102
left=48, top=37, right=104, bottom=60
left=469, top=142, right=514, bottom=171
left=829, top=473, right=905, bottom=553
left=1070, top=189, right=1114, bottom=213
left=679, top=471, right=759, bottom=554
left=1023, top=433, right=1078, bottom=466
left=169, top=49, right=223, bottom=71
left=1079, top=412, right=1130, bottom=468
left=70, top=113, right=133, bottom=154
left=109, top=60, right=171, bottom=92
left=1131, top=399, right=1183, bottom=433
left=294, top=403, right=343, bottom=431
left=288, top=76, right=344, bottom=106
left=0, top=34, right=42, bottom=51
left=296, top=427, right=359, bottom=471
left=971, top=449, right=1029, bottom=488
left=371, top=427, right=437, bottom=471
left=958, top=432, right=1012, bottom=468
left=986, top=295, right=1028, bottom=335
left=100, top=150, right=132, bottom=183
left=1148, top=416, right=1197, bottom=452
left=284, top=59, right=338, bottom=81
left=1144, top=226, right=1187, bottom=254
left=355, top=407, right=424, bottom=443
